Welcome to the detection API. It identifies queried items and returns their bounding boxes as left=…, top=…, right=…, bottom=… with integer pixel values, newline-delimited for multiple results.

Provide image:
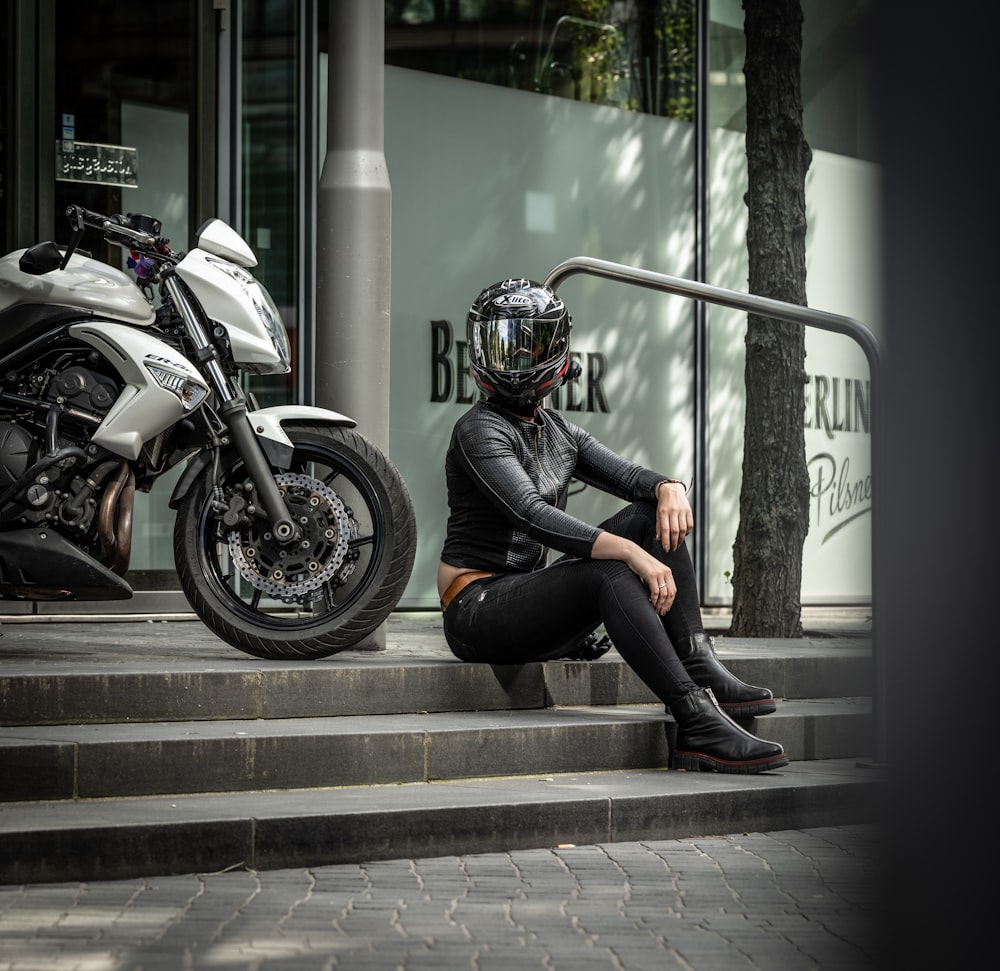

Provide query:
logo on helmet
left=491, top=293, right=534, bottom=309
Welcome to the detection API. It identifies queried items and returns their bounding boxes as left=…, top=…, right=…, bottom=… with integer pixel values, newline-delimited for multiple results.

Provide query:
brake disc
left=227, top=472, right=357, bottom=601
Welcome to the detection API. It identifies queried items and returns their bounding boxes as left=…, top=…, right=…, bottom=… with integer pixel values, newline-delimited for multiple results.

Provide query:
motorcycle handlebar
left=65, top=205, right=113, bottom=229
left=64, top=205, right=173, bottom=263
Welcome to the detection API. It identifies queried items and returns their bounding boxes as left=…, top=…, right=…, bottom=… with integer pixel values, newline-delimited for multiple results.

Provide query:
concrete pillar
left=315, top=1, right=390, bottom=651
left=316, top=0, right=390, bottom=453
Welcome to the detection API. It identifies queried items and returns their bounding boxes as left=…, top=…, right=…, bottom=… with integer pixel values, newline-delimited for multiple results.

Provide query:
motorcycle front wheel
left=174, top=423, right=416, bottom=660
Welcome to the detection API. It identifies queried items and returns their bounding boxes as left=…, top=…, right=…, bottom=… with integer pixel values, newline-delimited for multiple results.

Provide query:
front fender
left=247, top=405, right=356, bottom=452
left=169, top=404, right=357, bottom=509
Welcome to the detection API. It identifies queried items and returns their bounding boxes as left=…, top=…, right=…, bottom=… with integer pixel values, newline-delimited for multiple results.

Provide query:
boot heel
left=671, top=751, right=704, bottom=772
left=668, top=687, right=789, bottom=775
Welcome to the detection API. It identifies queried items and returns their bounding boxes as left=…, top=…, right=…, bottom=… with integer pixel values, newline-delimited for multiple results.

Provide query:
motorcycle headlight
left=201, top=256, right=292, bottom=374
left=251, top=280, right=292, bottom=373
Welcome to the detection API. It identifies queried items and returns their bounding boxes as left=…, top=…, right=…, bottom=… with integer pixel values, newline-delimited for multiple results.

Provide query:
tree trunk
left=730, top=0, right=812, bottom=637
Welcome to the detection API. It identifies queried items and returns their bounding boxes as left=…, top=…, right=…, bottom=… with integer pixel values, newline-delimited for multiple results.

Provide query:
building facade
left=0, top=0, right=878, bottom=615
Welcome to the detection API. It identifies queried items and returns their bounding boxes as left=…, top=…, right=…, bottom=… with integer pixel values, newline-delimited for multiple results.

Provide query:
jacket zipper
left=529, top=420, right=550, bottom=570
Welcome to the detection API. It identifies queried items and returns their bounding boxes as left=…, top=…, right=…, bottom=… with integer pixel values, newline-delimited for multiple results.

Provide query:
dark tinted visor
left=471, top=316, right=567, bottom=372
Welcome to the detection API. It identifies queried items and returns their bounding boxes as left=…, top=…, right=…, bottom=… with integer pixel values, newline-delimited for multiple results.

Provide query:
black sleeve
left=554, top=414, right=667, bottom=501
left=452, top=410, right=601, bottom=558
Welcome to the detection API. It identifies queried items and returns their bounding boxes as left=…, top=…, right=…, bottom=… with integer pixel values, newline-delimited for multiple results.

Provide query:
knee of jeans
left=603, top=501, right=657, bottom=544
left=598, top=559, right=638, bottom=587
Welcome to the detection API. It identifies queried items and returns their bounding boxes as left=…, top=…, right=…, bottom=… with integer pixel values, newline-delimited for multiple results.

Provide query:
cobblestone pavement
left=0, top=824, right=882, bottom=971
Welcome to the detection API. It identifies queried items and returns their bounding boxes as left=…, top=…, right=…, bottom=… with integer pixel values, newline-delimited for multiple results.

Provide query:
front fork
left=162, top=272, right=298, bottom=543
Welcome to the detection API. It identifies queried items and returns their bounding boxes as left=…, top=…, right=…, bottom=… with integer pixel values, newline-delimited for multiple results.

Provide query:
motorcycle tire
left=173, top=423, right=416, bottom=660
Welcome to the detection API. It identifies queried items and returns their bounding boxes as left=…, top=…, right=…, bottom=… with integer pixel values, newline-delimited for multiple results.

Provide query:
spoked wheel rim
left=196, top=441, right=388, bottom=631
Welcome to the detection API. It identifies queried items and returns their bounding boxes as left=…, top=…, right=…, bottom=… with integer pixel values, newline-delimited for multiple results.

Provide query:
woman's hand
left=591, top=532, right=676, bottom=616
left=636, top=552, right=676, bottom=615
left=655, top=481, right=693, bottom=553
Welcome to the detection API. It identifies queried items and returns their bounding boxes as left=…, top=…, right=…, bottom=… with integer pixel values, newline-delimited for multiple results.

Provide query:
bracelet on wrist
left=655, top=478, right=689, bottom=497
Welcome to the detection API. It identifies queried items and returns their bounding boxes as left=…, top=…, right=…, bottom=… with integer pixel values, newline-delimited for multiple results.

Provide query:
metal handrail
left=543, top=255, right=885, bottom=765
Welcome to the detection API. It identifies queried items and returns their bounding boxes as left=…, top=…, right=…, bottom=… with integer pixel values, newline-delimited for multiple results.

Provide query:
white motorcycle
left=0, top=206, right=416, bottom=659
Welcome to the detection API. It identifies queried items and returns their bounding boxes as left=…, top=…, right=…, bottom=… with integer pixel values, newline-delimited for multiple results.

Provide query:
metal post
left=692, top=0, right=710, bottom=594
left=316, top=0, right=390, bottom=451
left=316, top=0, right=390, bottom=648
left=544, top=256, right=885, bottom=766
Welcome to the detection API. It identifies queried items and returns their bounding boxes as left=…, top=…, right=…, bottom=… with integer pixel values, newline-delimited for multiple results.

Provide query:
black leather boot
left=669, top=687, right=788, bottom=774
left=675, top=632, right=776, bottom=717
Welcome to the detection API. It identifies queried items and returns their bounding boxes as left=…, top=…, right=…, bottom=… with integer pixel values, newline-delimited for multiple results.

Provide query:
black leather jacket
left=441, top=400, right=667, bottom=572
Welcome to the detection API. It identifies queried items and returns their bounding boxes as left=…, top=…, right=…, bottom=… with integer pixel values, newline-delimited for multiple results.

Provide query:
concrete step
left=0, top=610, right=879, bottom=885
left=0, top=758, right=882, bottom=885
left=0, top=698, right=872, bottom=802
left=0, top=636, right=873, bottom=725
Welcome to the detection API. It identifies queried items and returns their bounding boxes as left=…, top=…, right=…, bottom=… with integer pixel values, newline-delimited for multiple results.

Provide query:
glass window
left=0, top=1, right=8, bottom=250
left=52, top=2, right=196, bottom=255
left=241, top=0, right=299, bottom=409
left=384, top=1, right=697, bottom=122
left=709, top=0, right=877, bottom=161
left=49, top=0, right=198, bottom=590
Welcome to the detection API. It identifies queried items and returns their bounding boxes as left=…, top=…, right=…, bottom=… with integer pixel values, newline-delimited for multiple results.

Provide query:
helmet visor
left=471, top=316, right=568, bottom=372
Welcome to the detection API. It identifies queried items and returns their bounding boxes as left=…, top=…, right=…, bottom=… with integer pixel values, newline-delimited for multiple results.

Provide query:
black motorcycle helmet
left=467, top=278, right=572, bottom=409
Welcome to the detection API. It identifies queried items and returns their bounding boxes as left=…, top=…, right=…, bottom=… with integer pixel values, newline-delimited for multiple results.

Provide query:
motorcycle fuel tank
left=0, top=249, right=155, bottom=326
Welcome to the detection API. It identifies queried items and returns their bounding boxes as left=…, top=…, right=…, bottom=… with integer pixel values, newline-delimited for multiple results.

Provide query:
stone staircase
left=0, top=610, right=881, bottom=884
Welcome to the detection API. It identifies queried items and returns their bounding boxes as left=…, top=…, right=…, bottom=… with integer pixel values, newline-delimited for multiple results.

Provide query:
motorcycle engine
left=0, top=418, right=55, bottom=524
left=0, top=360, right=121, bottom=527
left=0, top=422, right=36, bottom=490
left=45, top=364, right=119, bottom=414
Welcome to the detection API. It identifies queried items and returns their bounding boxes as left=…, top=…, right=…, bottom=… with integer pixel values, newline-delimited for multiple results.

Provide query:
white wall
left=384, top=68, right=697, bottom=608
left=706, top=129, right=881, bottom=603
left=381, top=66, right=881, bottom=610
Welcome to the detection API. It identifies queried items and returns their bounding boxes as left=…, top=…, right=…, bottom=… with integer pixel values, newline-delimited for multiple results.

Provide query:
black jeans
left=442, top=501, right=703, bottom=707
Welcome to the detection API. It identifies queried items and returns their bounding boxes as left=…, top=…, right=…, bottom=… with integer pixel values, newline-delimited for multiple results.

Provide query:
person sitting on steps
left=436, top=277, right=787, bottom=775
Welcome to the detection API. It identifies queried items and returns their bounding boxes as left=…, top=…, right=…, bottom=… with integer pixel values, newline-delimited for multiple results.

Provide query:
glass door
left=50, top=2, right=209, bottom=605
